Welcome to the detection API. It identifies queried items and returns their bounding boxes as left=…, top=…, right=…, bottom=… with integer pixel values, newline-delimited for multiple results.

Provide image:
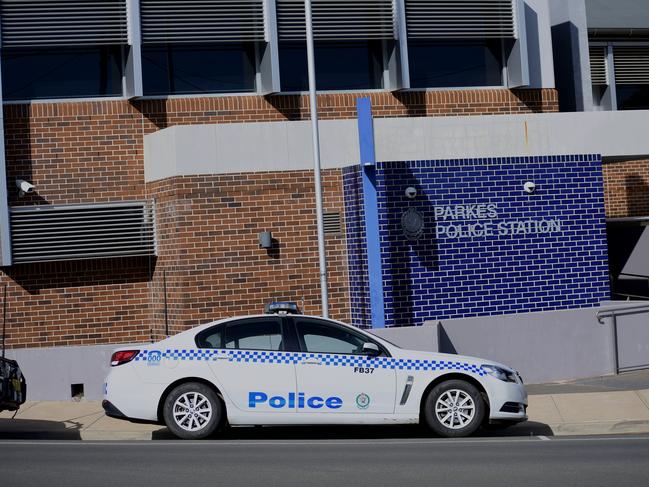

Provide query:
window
left=223, top=320, right=283, bottom=351
left=408, top=40, right=504, bottom=89
left=195, top=326, right=223, bottom=349
left=589, top=44, right=649, bottom=111
left=142, top=43, right=256, bottom=96
left=1, top=46, right=123, bottom=101
left=295, top=319, right=373, bottom=355
left=279, top=40, right=385, bottom=92
left=616, top=86, right=649, bottom=110
left=613, top=46, right=649, bottom=110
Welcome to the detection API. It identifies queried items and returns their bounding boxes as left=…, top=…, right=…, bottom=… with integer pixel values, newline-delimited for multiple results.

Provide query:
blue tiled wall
left=343, top=155, right=610, bottom=328
left=342, top=166, right=372, bottom=327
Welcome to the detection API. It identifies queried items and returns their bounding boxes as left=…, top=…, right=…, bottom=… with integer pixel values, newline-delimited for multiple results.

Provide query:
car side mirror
left=362, top=342, right=380, bottom=357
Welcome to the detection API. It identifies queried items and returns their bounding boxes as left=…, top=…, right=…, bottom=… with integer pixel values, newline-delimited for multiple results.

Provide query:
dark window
left=2, top=46, right=123, bottom=101
left=408, top=40, right=504, bottom=89
left=279, top=40, right=384, bottom=92
left=295, top=319, right=373, bottom=355
left=142, top=43, right=256, bottom=95
left=195, top=326, right=223, bottom=349
left=224, top=319, right=283, bottom=351
left=616, top=85, right=649, bottom=110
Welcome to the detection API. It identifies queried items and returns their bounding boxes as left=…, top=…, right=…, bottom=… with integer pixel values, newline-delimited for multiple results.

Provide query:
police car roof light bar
left=264, top=302, right=301, bottom=315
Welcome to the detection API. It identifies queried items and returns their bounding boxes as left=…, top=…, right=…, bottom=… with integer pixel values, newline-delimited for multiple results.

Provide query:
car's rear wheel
left=423, top=379, right=485, bottom=438
left=163, top=382, right=222, bottom=439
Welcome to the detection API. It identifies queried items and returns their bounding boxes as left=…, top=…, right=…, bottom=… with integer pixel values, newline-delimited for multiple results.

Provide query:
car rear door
left=201, top=317, right=298, bottom=414
left=291, top=317, right=396, bottom=414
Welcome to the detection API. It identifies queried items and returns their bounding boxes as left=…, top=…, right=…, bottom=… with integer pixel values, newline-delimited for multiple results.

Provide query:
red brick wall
left=603, top=159, right=649, bottom=218
left=1, top=88, right=559, bottom=349
left=2, top=257, right=153, bottom=348
left=146, top=170, right=350, bottom=339
left=3, top=89, right=558, bottom=206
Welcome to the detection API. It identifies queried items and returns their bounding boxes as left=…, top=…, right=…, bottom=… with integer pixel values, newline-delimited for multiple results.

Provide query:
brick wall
left=3, top=89, right=558, bottom=207
left=1, top=88, right=558, bottom=348
left=603, top=158, right=649, bottom=218
left=344, top=155, right=610, bottom=327
left=1, top=257, right=154, bottom=348
left=146, top=169, right=350, bottom=339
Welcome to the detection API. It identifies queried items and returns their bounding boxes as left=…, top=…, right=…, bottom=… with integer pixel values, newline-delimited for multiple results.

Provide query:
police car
left=103, top=303, right=527, bottom=439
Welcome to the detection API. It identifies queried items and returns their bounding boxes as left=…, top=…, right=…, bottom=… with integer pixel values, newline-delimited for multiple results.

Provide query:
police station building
left=2, top=0, right=649, bottom=399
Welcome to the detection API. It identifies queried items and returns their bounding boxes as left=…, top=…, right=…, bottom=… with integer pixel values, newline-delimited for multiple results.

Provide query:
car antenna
left=163, top=269, right=170, bottom=338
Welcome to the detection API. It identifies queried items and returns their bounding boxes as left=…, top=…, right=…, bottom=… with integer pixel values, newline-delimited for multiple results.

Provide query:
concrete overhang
left=144, top=110, right=649, bottom=183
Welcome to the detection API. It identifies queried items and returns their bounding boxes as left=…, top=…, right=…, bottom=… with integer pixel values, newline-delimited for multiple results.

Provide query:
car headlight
left=481, top=365, right=518, bottom=383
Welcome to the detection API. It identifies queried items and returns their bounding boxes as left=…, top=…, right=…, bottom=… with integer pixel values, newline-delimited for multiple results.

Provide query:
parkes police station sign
left=434, top=204, right=562, bottom=239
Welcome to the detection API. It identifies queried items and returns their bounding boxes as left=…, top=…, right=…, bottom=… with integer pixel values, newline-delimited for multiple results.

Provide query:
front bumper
left=486, top=379, right=528, bottom=422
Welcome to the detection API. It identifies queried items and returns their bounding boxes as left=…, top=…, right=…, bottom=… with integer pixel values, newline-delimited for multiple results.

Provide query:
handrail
left=597, top=303, right=649, bottom=324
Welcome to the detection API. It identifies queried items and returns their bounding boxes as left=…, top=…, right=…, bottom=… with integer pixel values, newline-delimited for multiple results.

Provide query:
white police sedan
left=103, top=304, right=527, bottom=439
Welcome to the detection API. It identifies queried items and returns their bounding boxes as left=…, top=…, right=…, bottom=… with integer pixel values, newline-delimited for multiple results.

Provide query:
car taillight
left=111, top=350, right=139, bottom=366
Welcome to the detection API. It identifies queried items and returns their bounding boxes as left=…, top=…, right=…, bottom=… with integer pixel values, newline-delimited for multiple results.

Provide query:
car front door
left=291, top=317, right=396, bottom=414
left=199, top=317, right=297, bottom=414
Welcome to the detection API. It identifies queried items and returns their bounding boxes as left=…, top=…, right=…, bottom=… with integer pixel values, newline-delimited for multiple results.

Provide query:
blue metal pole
left=356, top=98, right=386, bottom=329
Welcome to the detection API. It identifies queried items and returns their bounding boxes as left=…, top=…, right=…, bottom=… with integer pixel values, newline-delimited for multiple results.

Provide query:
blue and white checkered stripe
left=135, top=349, right=485, bottom=376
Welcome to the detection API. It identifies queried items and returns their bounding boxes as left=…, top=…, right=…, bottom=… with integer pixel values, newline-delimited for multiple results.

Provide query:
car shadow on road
left=152, top=421, right=554, bottom=441
left=0, top=418, right=82, bottom=440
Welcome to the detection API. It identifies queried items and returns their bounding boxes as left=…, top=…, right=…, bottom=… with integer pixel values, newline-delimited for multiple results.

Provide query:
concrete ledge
left=144, top=110, right=649, bottom=182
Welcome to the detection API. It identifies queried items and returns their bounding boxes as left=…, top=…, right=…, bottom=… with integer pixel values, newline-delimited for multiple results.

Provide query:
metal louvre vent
left=140, top=0, right=266, bottom=44
left=276, top=0, right=395, bottom=41
left=614, top=46, right=649, bottom=85
left=10, top=202, right=156, bottom=264
left=589, top=46, right=608, bottom=85
left=323, top=212, right=342, bottom=234
left=405, top=0, right=516, bottom=39
left=0, top=0, right=128, bottom=47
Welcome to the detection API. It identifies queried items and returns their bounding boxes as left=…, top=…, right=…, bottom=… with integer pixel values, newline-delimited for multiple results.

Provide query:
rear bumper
left=102, top=400, right=128, bottom=420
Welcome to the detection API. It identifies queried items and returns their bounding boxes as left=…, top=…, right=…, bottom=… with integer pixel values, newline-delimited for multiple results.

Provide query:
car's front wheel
left=423, top=379, right=485, bottom=437
left=163, top=382, right=222, bottom=439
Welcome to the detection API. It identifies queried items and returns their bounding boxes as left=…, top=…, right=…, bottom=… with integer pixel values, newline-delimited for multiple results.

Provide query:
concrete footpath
left=2, top=372, right=649, bottom=440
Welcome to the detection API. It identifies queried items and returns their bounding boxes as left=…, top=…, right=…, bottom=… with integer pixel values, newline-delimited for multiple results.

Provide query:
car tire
left=423, top=379, right=485, bottom=438
left=163, top=382, right=223, bottom=440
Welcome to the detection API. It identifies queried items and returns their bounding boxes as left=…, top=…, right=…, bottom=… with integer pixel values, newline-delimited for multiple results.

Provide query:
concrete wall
left=5, top=344, right=136, bottom=401
left=145, top=110, right=649, bottom=182
left=374, top=306, right=616, bottom=384
left=525, top=0, right=557, bottom=89
left=548, top=0, right=593, bottom=111
left=585, top=0, right=649, bottom=30
left=8, top=304, right=648, bottom=399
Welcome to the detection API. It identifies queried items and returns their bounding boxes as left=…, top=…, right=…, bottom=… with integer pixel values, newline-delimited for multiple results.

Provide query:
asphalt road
left=1, top=435, right=648, bottom=486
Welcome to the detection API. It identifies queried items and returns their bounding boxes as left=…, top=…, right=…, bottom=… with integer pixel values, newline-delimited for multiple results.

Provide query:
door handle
left=302, top=361, right=322, bottom=366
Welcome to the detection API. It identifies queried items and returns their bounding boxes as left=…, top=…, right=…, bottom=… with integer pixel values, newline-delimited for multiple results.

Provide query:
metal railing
left=597, top=303, right=649, bottom=374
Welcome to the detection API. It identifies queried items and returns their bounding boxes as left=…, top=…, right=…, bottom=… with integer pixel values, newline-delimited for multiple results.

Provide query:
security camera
left=16, top=179, right=35, bottom=195
left=523, top=182, right=536, bottom=194
left=405, top=187, right=418, bottom=199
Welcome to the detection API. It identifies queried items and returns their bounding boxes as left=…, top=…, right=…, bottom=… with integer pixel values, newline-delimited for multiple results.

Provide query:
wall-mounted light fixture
left=523, top=182, right=537, bottom=194
left=259, top=231, right=273, bottom=249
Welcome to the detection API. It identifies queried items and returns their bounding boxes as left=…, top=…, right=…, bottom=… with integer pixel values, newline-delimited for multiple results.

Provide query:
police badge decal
left=356, top=393, right=371, bottom=410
